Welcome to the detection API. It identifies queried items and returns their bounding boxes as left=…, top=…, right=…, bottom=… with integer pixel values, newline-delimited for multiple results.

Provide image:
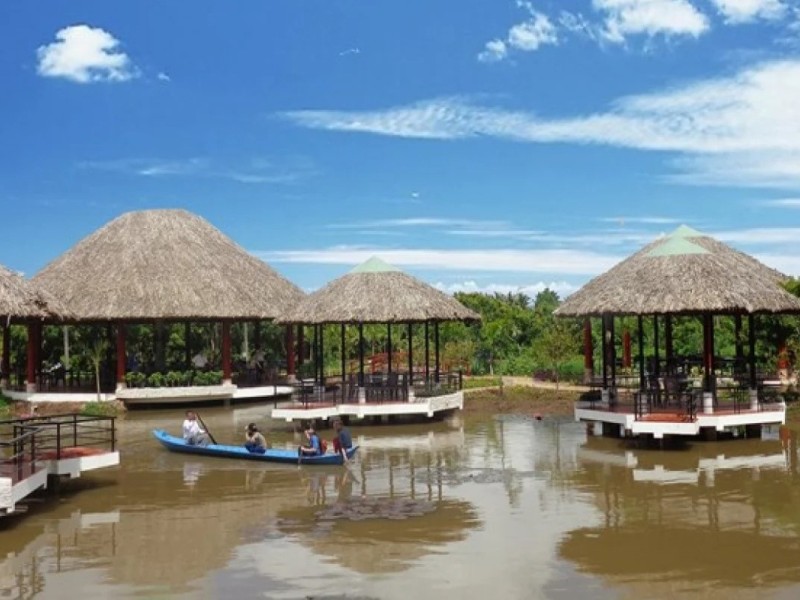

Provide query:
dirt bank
left=463, top=385, right=579, bottom=416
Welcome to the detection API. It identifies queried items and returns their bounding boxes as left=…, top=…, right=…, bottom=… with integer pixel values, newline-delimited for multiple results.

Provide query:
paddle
left=196, top=413, right=218, bottom=445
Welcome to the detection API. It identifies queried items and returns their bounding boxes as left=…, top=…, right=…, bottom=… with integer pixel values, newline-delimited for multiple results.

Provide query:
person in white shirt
left=183, top=411, right=209, bottom=446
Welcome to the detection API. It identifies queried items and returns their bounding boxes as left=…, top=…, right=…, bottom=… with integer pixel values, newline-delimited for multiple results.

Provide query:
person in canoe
left=244, top=422, right=267, bottom=454
left=182, top=411, right=210, bottom=447
left=298, top=423, right=326, bottom=457
left=331, top=418, right=353, bottom=463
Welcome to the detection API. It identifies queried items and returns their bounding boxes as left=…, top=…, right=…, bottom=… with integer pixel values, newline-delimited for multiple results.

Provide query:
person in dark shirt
left=331, top=418, right=352, bottom=463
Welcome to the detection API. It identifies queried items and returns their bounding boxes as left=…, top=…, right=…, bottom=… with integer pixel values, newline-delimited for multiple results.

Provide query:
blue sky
left=2, top=0, right=800, bottom=298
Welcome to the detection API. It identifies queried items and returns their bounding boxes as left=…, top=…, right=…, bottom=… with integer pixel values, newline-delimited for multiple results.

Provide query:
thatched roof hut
left=0, top=263, right=70, bottom=321
left=555, top=225, right=800, bottom=317
left=32, top=209, right=304, bottom=321
left=277, top=257, right=480, bottom=324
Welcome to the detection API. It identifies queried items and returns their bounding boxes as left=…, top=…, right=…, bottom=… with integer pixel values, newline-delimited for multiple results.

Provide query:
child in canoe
left=299, top=423, right=326, bottom=457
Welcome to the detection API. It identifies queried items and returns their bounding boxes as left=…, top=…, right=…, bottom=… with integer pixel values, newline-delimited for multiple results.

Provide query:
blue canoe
left=153, top=429, right=358, bottom=465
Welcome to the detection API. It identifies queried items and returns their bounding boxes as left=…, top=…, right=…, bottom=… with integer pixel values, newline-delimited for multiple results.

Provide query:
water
left=1, top=407, right=799, bottom=599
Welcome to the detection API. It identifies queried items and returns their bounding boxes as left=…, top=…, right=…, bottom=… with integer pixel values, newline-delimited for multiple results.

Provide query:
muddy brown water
left=1, top=406, right=799, bottom=599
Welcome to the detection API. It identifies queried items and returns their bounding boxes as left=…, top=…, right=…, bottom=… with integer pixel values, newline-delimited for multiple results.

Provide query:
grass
left=80, top=401, right=123, bottom=418
left=463, top=376, right=502, bottom=390
left=463, top=385, right=580, bottom=416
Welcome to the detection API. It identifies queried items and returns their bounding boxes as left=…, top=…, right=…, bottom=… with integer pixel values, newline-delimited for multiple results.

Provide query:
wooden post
left=358, top=323, right=365, bottom=387
left=318, top=325, right=325, bottom=384
left=26, top=322, right=37, bottom=392
left=424, top=321, right=430, bottom=383
left=601, top=315, right=608, bottom=390
left=664, top=315, right=673, bottom=373
left=297, top=325, right=305, bottom=367
left=637, top=316, right=645, bottom=391
left=340, top=323, right=346, bottom=384
left=703, top=314, right=715, bottom=394
left=116, top=323, right=127, bottom=389
left=748, top=314, right=757, bottom=389
left=609, top=317, right=616, bottom=389
left=222, top=321, right=232, bottom=383
left=1, top=322, right=10, bottom=387
left=407, top=322, right=413, bottom=385
left=582, top=318, right=593, bottom=384
left=312, top=325, right=319, bottom=385
left=653, top=315, right=660, bottom=379
left=285, top=325, right=296, bottom=378
left=434, top=321, right=440, bottom=383
left=387, top=323, right=393, bottom=376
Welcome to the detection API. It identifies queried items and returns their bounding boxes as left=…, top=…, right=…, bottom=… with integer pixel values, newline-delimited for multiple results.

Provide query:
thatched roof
left=277, top=257, right=480, bottom=324
left=555, top=225, right=800, bottom=317
left=0, top=263, right=71, bottom=321
left=32, top=209, right=304, bottom=321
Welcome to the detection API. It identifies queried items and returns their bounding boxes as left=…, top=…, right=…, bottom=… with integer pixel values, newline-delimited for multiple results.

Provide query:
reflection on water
left=0, top=408, right=799, bottom=599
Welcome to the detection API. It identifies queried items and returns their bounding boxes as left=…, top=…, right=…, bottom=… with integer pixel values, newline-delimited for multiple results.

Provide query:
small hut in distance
left=274, top=257, right=479, bottom=422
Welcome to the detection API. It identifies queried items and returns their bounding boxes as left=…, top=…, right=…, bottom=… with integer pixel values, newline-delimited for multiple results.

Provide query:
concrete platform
left=1, top=451, right=120, bottom=515
left=271, top=391, right=464, bottom=423
left=575, top=401, right=786, bottom=439
left=4, top=385, right=293, bottom=406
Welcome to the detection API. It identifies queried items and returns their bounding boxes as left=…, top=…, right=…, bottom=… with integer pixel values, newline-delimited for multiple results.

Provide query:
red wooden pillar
left=703, top=314, right=715, bottom=393
left=285, top=325, right=296, bottom=377
left=26, top=322, right=38, bottom=391
left=582, top=318, right=593, bottom=383
left=622, top=330, right=632, bottom=368
left=1, top=322, right=10, bottom=385
left=222, top=321, right=232, bottom=382
left=116, top=323, right=127, bottom=388
left=297, top=325, right=305, bottom=367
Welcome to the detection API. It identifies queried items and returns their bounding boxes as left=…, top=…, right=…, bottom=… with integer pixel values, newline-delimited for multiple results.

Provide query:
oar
left=196, top=413, right=218, bottom=445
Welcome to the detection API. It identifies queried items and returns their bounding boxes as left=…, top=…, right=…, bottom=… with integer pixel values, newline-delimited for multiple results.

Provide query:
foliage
left=533, top=320, right=579, bottom=393
left=146, top=372, right=166, bottom=387
left=0, top=393, right=10, bottom=417
left=80, top=402, right=121, bottom=417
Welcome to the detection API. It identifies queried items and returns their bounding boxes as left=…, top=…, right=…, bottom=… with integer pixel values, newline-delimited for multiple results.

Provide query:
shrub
left=81, top=402, right=121, bottom=417
left=147, top=372, right=166, bottom=388
left=125, top=371, right=146, bottom=388
left=165, top=371, right=187, bottom=387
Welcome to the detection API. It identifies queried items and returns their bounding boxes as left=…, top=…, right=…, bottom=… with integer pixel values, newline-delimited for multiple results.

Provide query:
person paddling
left=182, top=411, right=210, bottom=447
left=331, top=418, right=352, bottom=463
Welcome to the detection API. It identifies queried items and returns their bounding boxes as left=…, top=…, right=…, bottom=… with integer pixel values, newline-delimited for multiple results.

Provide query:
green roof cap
left=648, top=236, right=710, bottom=257
left=350, top=256, right=401, bottom=274
left=669, top=224, right=705, bottom=238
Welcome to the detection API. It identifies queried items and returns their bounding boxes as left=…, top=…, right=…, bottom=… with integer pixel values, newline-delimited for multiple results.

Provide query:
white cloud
left=326, top=218, right=508, bottom=230
left=37, top=25, right=137, bottom=83
left=284, top=59, right=800, bottom=189
left=593, top=0, right=710, bottom=42
left=157, top=72, right=171, bottom=82
left=478, top=39, right=509, bottom=63
left=79, top=157, right=313, bottom=184
left=715, top=227, right=800, bottom=244
left=478, top=3, right=557, bottom=62
left=763, top=198, right=800, bottom=207
left=434, top=280, right=578, bottom=298
left=709, top=0, right=787, bottom=24
left=259, top=246, right=622, bottom=275
left=598, top=216, right=681, bottom=224
left=753, top=252, right=800, bottom=275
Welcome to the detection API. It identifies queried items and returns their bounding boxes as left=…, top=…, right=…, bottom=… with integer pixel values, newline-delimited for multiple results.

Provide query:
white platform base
left=271, top=391, right=464, bottom=423
left=3, top=385, right=293, bottom=405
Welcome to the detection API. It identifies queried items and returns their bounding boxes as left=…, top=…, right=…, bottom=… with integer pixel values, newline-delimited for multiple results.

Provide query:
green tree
left=533, top=320, right=577, bottom=395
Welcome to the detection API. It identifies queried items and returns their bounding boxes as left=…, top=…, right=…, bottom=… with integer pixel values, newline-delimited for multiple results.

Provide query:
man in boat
left=299, top=423, right=323, bottom=456
left=244, top=422, right=267, bottom=454
left=183, top=411, right=210, bottom=447
left=331, top=418, right=352, bottom=463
